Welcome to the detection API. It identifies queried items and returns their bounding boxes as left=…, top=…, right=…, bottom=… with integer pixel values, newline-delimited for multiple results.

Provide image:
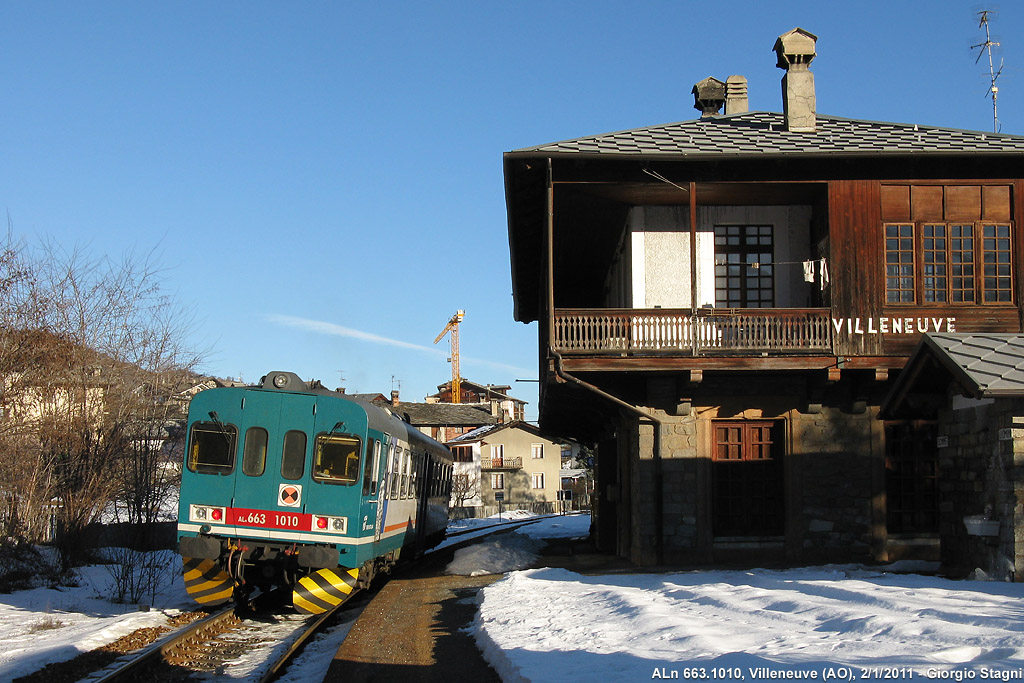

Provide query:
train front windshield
left=313, top=434, right=361, bottom=484
left=188, top=422, right=238, bottom=474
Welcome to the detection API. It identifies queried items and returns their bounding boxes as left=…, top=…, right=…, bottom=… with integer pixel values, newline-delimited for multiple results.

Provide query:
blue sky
left=2, top=1, right=1022, bottom=419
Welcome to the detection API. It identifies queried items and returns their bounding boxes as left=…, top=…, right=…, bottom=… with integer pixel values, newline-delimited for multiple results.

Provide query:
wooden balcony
left=481, top=456, right=523, bottom=470
left=553, top=308, right=833, bottom=355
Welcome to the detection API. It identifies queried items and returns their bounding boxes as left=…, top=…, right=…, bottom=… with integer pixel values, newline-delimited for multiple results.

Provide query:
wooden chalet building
left=503, top=28, right=1024, bottom=567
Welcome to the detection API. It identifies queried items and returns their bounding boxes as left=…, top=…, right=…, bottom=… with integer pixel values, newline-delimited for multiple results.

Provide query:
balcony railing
left=481, top=456, right=523, bottom=470
left=553, top=308, right=833, bottom=355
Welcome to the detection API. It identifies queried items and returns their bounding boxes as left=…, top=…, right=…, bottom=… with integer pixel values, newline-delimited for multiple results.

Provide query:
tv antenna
left=972, top=9, right=1004, bottom=132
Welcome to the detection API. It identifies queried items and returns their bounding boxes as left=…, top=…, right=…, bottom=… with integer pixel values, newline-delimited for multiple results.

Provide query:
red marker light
left=211, top=508, right=223, bottom=521
left=316, top=517, right=328, bottom=529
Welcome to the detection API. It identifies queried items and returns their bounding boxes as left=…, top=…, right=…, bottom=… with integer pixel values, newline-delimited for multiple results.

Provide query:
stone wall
left=618, top=381, right=883, bottom=567
left=790, top=407, right=880, bottom=564
left=937, top=397, right=1024, bottom=581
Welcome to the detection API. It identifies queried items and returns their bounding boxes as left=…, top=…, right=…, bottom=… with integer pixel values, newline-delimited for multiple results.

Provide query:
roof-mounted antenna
left=972, top=10, right=1004, bottom=133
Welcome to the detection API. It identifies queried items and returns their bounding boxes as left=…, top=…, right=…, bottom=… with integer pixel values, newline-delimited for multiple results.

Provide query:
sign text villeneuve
left=831, top=316, right=956, bottom=336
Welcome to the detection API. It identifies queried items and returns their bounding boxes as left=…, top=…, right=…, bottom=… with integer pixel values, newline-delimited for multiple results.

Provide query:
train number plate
left=228, top=507, right=311, bottom=530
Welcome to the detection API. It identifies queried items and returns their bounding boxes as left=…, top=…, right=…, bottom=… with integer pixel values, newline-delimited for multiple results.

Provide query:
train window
left=281, top=430, right=306, bottom=480
left=313, top=434, right=361, bottom=485
left=362, top=439, right=379, bottom=496
left=373, top=440, right=382, bottom=493
left=389, top=444, right=401, bottom=499
left=187, top=422, right=238, bottom=475
left=411, top=452, right=422, bottom=496
left=400, top=449, right=410, bottom=498
left=242, top=427, right=268, bottom=476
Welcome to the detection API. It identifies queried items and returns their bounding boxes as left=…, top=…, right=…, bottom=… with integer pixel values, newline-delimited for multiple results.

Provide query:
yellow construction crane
left=434, top=310, right=465, bottom=403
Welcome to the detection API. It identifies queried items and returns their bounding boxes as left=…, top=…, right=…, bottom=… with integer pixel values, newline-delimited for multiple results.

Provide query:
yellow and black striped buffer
left=293, top=567, right=359, bottom=615
left=182, top=557, right=234, bottom=606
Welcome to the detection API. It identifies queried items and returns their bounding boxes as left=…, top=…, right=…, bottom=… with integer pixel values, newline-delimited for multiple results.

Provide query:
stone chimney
left=391, top=390, right=400, bottom=407
left=725, top=75, right=749, bottom=114
left=692, top=76, right=726, bottom=117
left=773, top=27, right=817, bottom=132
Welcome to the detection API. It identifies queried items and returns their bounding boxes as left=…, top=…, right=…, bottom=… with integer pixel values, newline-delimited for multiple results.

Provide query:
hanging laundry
left=819, top=258, right=829, bottom=290
left=802, top=260, right=815, bottom=282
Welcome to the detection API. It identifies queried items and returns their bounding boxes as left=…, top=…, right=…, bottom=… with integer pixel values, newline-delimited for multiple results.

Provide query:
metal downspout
left=551, top=351, right=664, bottom=564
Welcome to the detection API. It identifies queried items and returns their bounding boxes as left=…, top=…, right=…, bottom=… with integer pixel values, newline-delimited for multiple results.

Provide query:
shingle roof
left=376, top=400, right=498, bottom=427
left=507, top=112, right=1024, bottom=159
left=920, top=333, right=1024, bottom=397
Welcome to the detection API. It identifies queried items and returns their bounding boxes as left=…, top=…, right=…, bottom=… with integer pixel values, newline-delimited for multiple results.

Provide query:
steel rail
left=255, top=590, right=362, bottom=683
left=81, top=603, right=237, bottom=683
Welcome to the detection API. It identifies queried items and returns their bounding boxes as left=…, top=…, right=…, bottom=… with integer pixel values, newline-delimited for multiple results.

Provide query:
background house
left=448, top=421, right=577, bottom=517
left=426, top=379, right=527, bottom=422
left=504, top=27, right=1024, bottom=567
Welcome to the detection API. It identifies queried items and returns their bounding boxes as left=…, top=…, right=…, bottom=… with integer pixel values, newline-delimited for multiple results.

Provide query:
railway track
left=79, top=592, right=364, bottom=683
left=63, top=519, right=549, bottom=683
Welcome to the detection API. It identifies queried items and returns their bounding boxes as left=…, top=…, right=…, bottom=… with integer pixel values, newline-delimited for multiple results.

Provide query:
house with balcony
left=448, top=421, right=575, bottom=515
left=504, top=28, right=1024, bottom=567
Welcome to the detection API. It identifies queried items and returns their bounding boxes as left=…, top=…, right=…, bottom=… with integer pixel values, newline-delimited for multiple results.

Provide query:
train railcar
left=177, top=371, right=454, bottom=614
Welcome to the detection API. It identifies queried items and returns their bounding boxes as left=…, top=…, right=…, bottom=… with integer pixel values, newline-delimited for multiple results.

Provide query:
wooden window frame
left=711, top=420, right=784, bottom=537
left=884, top=221, right=1013, bottom=305
left=714, top=225, right=775, bottom=309
left=451, top=445, right=474, bottom=463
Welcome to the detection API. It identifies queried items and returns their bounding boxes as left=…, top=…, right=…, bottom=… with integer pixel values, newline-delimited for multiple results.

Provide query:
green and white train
left=177, top=371, right=453, bottom=613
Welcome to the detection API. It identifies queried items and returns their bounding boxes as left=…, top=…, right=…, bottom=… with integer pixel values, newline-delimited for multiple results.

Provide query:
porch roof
left=881, top=333, right=1024, bottom=418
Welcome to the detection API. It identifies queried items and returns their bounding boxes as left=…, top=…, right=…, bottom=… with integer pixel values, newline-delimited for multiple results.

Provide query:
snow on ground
left=2, top=512, right=1023, bottom=683
left=454, top=514, right=1024, bottom=682
left=0, top=549, right=191, bottom=681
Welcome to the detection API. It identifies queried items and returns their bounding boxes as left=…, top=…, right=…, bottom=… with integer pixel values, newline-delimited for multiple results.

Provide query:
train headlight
left=311, top=514, right=347, bottom=534
left=273, top=373, right=289, bottom=388
left=190, top=504, right=227, bottom=524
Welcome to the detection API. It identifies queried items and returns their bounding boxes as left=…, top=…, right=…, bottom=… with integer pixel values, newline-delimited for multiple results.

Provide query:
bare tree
left=0, top=234, right=201, bottom=573
left=451, top=468, right=481, bottom=509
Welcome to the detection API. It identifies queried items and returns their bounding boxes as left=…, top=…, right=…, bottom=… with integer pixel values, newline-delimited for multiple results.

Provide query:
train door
left=357, top=435, right=383, bottom=542
left=231, top=390, right=297, bottom=514
left=413, top=450, right=429, bottom=549
left=374, top=438, right=389, bottom=544
left=375, top=436, right=396, bottom=542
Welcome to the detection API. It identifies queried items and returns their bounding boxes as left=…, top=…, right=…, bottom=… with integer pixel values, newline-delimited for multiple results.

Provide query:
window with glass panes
left=885, top=222, right=1012, bottom=304
left=714, top=225, right=774, bottom=308
left=712, top=421, right=784, bottom=537
left=885, top=422, right=938, bottom=534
